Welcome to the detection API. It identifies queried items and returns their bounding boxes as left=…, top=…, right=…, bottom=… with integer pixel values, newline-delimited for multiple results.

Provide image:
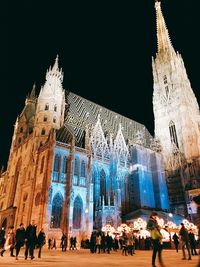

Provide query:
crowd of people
left=0, top=215, right=199, bottom=265
left=0, top=220, right=46, bottom=260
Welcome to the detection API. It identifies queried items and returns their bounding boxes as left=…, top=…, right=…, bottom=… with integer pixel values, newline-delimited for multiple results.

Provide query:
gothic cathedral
left=0, top=0, right=199, bottom=240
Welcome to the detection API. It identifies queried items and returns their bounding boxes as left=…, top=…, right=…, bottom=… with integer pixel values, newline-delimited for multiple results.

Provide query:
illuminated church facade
left=0, top=0, right=199, bottom=239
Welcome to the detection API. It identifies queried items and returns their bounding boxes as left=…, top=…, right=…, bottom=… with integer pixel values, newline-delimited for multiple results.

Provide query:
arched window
left=20, top=127, right=23, bottom=133
left=50, top=193, right=63, bottom=228
left=53, top=117, right=56, bottom=123
left=43, top=116, right=47, bottom=122
left=54, top=105, right=57, bottom=112
left=35, top=192, right=41, bottom=206
left=45, top=103, right=49, bottom=110
left=74, top=157, right=79, bottom=176
left=41, top=129, right=45, bottom=135
left=40, top=156, right=45, bottom=173
left=62, top=156, right=68, bottom=174
left=53, top=154, right=61, bottom=172
left=73, top=196, right=83, bottom=229
left=18, top=138, right=21, bottom=144
left=169, top=121, right=179, bottom=148
left=81, top=160, right=86, bottom=177
left=100, top=169, right=107, bottom=205
left=163, top=75, right=169, bottom=97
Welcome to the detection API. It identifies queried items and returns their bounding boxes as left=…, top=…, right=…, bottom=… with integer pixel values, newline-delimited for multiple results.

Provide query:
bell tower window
left=54, top=105, right=57, bottom=112
left=41, top=129, right=45, bottom=135
left=45, top=104, right=49, bottom=111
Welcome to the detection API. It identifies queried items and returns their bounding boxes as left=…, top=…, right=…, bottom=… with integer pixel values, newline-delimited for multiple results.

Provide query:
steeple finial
left=30, top=83, right=36, bottom=100
left=52, top=54, right=59, bottom=71
left=155, top=0, right=174, bottom=54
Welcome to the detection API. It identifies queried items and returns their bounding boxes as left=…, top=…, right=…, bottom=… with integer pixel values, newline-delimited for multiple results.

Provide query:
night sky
left=1, top=0, right=200, bottom=168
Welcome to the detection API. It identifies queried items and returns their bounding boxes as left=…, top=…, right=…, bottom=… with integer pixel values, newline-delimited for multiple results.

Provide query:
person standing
left=24, top=220, right=37, bottom=260
left=37, top=228, right=46, bottom=258
left=188, top=230, right=198, bottom=256
left=179, top=223, right=192, bottom=260
left=0, top=227, right=5, bottom=250
left=172, top=233, right=179, bottom=253
left=147, top=212, right=166, bottom=267
left=0, top=226, right=15, bottom=257
left=15, top=223, right=26, bottom=260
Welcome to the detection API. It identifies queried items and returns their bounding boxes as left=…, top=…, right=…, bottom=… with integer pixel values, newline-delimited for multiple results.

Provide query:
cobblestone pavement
left=0, top=248, right=199, bottom=267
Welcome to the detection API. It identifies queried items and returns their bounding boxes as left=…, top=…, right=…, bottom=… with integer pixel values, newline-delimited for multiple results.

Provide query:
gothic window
left=169, top=121, right=179, bottom=148
left=29, top=127, right=33, bottom=134
left=73, top=196, right=83, bottom=229
left=74, top=157, right=79, bottom=176
left=81, top=160, right=86, bottom=177
left=43, top=116, right=47, bottom=122
left=62, top=156, right=68, bottom=174
left=53, top=154, right=61, bottom=172
left=23, top=193, right=28, bottom=202
left=18, top=138, right=21, bottom=144
left=163, top=75, right=168, bottom=84
left=53, top=117, right=56, bottom=123
left=100, top=169, right=107, bottom=205
left=40, top=156, right=45, bottom=173
left=50, top=193, right=63, bottom=228
left=20, top=127, right=23, bottom=133
left=54, top=105, right=57, bottom=112
left=41, top=129, right=45, bottom=135
left=45, top=103, right=49, bottom=110
left=35, top=192, right=41, bottom=206
left=165, top=86, right=169, bottom=97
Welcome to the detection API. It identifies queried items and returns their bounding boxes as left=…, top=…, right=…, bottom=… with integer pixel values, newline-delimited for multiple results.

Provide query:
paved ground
left=0, top=248, right=199, bottom=267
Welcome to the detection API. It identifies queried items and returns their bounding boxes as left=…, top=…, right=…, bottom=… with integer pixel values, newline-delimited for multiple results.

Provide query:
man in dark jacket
left=24, top=220, right=37, bottom=260
left=172, top=233, right=179, bottom=252
left=15, top=223, right=26, bottom=260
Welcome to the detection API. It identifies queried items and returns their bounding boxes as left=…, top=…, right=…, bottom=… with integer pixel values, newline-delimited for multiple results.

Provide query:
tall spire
left=155, top=0, right=174, bottom=54
left=46, top=54, right=63, bottom=82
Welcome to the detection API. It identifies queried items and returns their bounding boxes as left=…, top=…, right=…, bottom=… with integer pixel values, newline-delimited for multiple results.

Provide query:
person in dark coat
left=188, top=231, right=198, bottom=256
left=15, top=223, right=26, bottom=260
left=24, top=220, right=37, bottom=260
left=37, top=228, right=46, bottom=258
left=172, top=233, right=179, bottom=252
left=179, top=223, right=191, bottom=260
left=61, top=233, right=67, bottom=252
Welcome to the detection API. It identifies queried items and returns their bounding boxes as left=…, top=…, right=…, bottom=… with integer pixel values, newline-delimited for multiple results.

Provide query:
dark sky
left=1, top=0, right=200, bottom=168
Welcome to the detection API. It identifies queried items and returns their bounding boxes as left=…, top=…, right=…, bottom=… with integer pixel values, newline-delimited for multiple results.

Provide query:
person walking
left=179, top=223, right=192, bottom=260
left=61, top=233, right=67, bottom=252
left=15, top=223, right=26, bottom=260
left=24, top=220, right=37, bottom=260
left=172, top=233, right=179, bottom=253
left=37, top=228, right=46, bottom=258
left=147, top=212, right=166, bottom=267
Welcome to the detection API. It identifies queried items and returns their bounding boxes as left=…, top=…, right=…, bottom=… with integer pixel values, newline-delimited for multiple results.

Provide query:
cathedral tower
left=152, top=0, right=200, bottom=165
left=34, top=55, right=65, bottom=146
